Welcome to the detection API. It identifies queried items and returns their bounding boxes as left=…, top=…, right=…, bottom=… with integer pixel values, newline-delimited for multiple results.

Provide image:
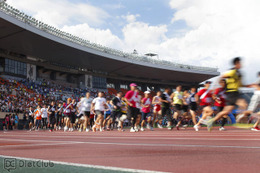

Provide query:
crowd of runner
left=1, top=57, right=260, bottom=132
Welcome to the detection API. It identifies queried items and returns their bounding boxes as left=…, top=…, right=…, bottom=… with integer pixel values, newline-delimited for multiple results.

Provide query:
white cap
left=144, top=91, right=150, bottom=94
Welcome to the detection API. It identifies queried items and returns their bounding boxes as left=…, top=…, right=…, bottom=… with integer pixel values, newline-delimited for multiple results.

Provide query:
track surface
left=0, top=127, right=260, bottom=173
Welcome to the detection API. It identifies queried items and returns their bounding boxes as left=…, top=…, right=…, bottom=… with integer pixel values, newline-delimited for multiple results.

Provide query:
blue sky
left=6, top=0, right=260, bottom=83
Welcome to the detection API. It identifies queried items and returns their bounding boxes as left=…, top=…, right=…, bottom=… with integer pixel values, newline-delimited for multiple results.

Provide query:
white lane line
left=0, top=155, right=169, bottom=173
left=1, top=135, right=260, bottom=141
left=1, top=138, right=260, bottom=149
left=1, top=133, right=260, bottom=138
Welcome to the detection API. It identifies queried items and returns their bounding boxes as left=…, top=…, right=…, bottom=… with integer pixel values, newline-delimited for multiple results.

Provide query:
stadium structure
left=0, top=2, right=219, bottom=93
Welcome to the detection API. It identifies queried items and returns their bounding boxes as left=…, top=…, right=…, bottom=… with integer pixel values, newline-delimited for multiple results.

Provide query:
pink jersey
left=125, top=90, right=138, bottom=108
left=142, top=98, right=151, bottom=113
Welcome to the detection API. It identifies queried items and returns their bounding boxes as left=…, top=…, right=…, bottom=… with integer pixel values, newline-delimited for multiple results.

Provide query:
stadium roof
left=0, top=2, right=219, bottom=86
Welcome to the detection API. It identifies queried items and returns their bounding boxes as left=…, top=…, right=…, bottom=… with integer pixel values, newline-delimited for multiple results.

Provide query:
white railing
left=0, top=2, right=218, bottom=73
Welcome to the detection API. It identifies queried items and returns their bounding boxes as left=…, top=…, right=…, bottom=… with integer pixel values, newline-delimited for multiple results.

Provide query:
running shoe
left=86, top=128, right=90, bottom=132
left=147, top=124, right=151, bottom=129
left=59, top=126, right=62, bottom=130
left=150, top=127, right=154, bottom=131
left=130, top=127, right=136, bottom=132
left=141, top=127, right=145, bottom=131
left=79, top=128, right=82, bottom=132
left=251, top=127, right=260, bottom=131
left=64, top=126, right=68, bottom=132
left=49, top=129, right=53, bottom=132
left=193, top=125, right=199, bottom=131
left=157, top=124, right=163, bottom=129
left=219, top=127, right=226, bottom=131
left=176, top=125, right=180, bottom=131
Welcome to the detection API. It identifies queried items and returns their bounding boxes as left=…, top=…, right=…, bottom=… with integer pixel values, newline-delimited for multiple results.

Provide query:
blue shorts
left=141, top=112, right=151, bottom=121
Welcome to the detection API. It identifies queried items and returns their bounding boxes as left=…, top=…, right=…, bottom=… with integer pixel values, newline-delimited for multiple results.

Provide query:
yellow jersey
left=224, top=68, right=242, bottom=92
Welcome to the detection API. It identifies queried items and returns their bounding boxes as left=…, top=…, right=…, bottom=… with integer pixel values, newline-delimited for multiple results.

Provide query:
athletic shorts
left=248, top=91, right=260, bottom=112
left=111, top=111, right=122, bottom=122
left=174, top=104, right=182, bottom=111
left=95, top=110, right=104, bottom=116
left=225, top=92, right=240, bottom=106
left=84, top=111, right=91, bottom=118
left=160, top=107, right=172, bottom=121
left=70, top=112, right=76, bottom=123
left=141, top=112, right=151, bottom=121
left=189, top=102, right=197, bottom=111
left=216, top=106, right=224, bottom=112
left=104, top=113, right=111, bottom=119
left=154, top=104, right=161, bottom=112
left=127, top=106, right=139, bottom=120
left=49, top=116, right=56, bottom=125
left=182, top=105, right=189, bottom=112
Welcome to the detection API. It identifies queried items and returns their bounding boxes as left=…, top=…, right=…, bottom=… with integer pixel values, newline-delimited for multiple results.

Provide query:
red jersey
left=196, top=88, right=213, bottom=106
left=125, top=90, right=138, bottom=108
left=214, top=88, right=226, bottom=107
left=63, top=103, right=72, bottom=115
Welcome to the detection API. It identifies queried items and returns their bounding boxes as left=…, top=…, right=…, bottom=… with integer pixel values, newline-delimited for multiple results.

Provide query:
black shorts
left=70, top=112, right=76, bottom=123
left=49, top=116, right=56, bottom=125
left=127, top=106, right=139, bottom=120
left=226, top=92, right=240, bottom=106
left=216, top=106, right=224, bottom=112
left=160, top=107, right=172, bottom=121
left=84, top=111, right=91, bottom=118
left=111, top=111, right=122, bottom=122
left=189, top=102, right=197, bottom=111
left=174, top=104, right=182, bottom=111
left=182, top=105, right=189, bottom=112
left=28, top=117, right=34, bottom=124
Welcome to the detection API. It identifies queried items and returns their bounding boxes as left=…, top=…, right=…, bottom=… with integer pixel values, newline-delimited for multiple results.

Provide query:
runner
left=34, top=105, right=42, bottom=131
left=125, top=83, right=139, bottom=132
left=160, top=87, right=173, bottom=130
left=28, top=106, right=34, bottom=131
left=249, top=72, right=260, bottom=131
left=207, top=57, right=248, bottom=131
left=47, top=101, right=56, bottom=132
left=188, top=86, right=198, bottom=126
left=135, top=89, right=142, bottom=132
left=69, top=99, right=77, bottom=132
left=193, top=81, right=213, bottom=131
left=41, top=104, right=48, bottom=130
left=108, top=91, right=123, bottom=131
left=81, top=92, right=93, bottom=132
left=91, top=92, right=107, bottom=132
left=171, top=85, right=184, bottom=130
left=63, top=98, right=73, bottom=132
left=56, top=103, right=63, bottom=130
left=182, top=89, right=191, bottom=129
left=103, top=99, right=112, bottom=130
left=212, top=79, right=228, bottom=131
left=152, top=91, right=162, bottom=128
left=141, top=91, right=152, bottom=131
left=76, top=97, right=85, bottom=132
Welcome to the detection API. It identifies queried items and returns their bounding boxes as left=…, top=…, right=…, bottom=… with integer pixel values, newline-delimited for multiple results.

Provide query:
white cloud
left=7, top=0, right=109, bottom=27
left=122, top=14, right=140, bottom=23
left=62, top=23, right=123, bottom=50
left=166, top=0, right=260, bottom=83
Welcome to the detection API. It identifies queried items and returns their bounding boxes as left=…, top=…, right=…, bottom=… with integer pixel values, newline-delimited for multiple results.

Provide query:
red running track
left=0, top=127, right=260, bottom=173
